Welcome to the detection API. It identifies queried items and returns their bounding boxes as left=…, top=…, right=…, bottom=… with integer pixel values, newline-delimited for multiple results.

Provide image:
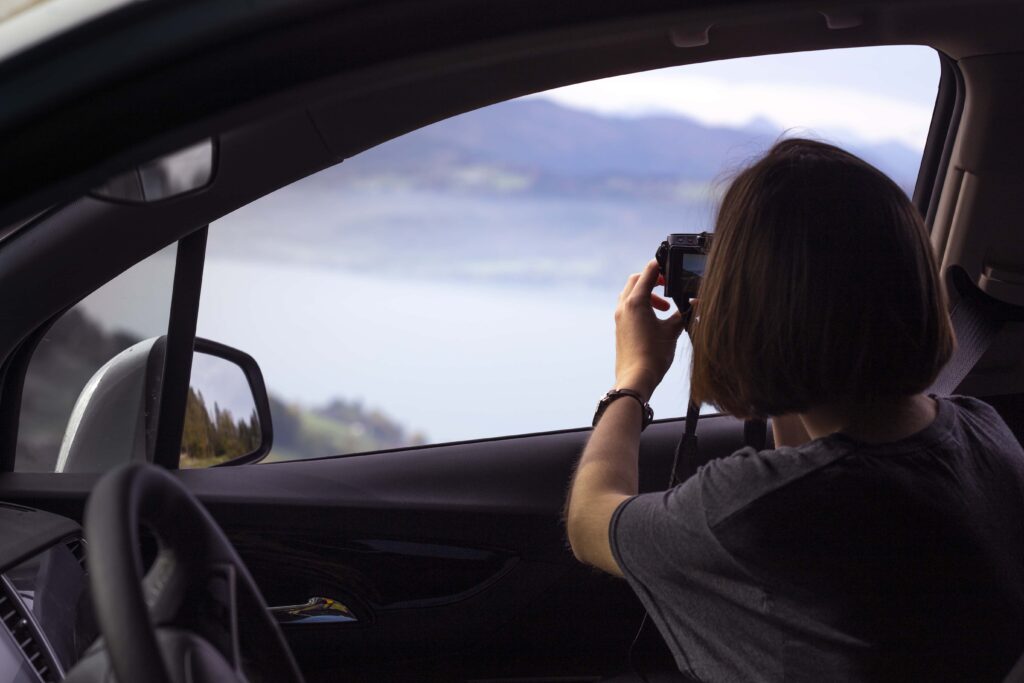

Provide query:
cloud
left=530, top=71, right=932, bottom=150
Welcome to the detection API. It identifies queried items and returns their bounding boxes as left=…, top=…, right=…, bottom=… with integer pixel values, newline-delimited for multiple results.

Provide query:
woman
left=565, top=139, right=1024, bottom=682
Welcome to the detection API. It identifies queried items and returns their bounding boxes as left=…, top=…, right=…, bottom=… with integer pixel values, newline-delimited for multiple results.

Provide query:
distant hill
left=211, top=98, right=922, bottom=291
left=267, top=395, right=425, bottom=463
left=320, top=98, right=921, bottom=195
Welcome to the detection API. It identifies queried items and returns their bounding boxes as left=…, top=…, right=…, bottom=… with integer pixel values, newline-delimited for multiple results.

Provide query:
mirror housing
left=56, top=337, right=166, bottom=473
left=56, top=337, right=272, bottom=472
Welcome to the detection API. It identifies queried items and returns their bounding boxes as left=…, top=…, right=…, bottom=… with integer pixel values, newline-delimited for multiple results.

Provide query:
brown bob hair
left=689, top=138, right=954, bottom=418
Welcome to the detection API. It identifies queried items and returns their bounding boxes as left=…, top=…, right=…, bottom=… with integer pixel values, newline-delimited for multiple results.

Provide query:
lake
left=196, top=255, right=696, bottom=446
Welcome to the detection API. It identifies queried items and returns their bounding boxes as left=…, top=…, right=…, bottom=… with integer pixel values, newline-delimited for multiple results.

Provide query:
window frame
left=913, top=51, right=965, bottom=229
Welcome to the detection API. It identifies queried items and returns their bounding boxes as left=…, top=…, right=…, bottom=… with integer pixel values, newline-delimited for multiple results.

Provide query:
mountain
left=319, top=98, right=921, bottom=194
left=335, top=99, right=774, bottom=180
left=211, top=98, right=922, bottom=292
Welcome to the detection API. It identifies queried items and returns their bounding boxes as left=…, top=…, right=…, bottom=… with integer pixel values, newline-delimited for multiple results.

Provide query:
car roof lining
left=1, top=0, right=1023, bottom=388
left=3, top=0, right=1022, bottom=225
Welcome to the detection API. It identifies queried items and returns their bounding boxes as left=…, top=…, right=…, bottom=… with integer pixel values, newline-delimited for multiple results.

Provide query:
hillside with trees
left=17, top=307, right=420, bottom=470
left=180, top=387, right=261, bottom=468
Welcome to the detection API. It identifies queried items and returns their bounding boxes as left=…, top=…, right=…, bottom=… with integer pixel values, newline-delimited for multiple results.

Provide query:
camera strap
left=668, top=303, right=769, bottom=486
left=669, top=400, right=769, bottom=486
left=670, top=399, right=701, bottom=487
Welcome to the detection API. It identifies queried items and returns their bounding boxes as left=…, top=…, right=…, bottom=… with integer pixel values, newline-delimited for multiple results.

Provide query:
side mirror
left=56, top=337, right=272, bottom=472
left=181, top=338, right=274, bottom=468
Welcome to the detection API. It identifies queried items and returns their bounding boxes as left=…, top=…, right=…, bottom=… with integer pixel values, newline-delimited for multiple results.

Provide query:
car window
left=15, top=244, right=176, bottom=472
left=197, top=46, right=940, bottom=463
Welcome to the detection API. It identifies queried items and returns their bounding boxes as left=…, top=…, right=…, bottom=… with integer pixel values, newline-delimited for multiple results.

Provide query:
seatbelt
left=929, top=289, right=1004, bottom=395
left=929, top=265, right=1024, bottom=396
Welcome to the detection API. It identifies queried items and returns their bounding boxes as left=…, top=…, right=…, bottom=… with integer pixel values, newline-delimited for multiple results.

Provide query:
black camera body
left=655, top=232, right=714, bottom=302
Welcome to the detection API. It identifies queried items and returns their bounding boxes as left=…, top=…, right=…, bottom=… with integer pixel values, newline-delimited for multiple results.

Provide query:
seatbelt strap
left=926, top=265, right=1024, bottom=396
left=929, top=294, right=1003, bottom=395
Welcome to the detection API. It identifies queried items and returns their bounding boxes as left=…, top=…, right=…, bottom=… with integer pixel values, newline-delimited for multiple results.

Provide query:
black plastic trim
left=153, top=227, right=207, bottom=469
left=916, top=51, right=965, bottom=228
left=0, top=318, right=63, bottom=472
left=85, top=137, right=221, bottom=207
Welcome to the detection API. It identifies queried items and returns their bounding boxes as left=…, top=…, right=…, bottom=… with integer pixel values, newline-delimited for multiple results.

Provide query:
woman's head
left=689, top=138, right=953, bottom=418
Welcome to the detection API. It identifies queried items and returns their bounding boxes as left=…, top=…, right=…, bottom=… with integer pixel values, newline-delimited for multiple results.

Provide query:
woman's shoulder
left=940, top=394, right=1024, bottom=457
left=944, top=394, right=1012, bottom=429
left=695, top=439, right=850, bottom=527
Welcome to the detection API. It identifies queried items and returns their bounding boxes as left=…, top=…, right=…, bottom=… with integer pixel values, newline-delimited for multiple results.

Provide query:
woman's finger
left=650, top=293, right=671, bottom=311
left=667, top=309, right=686, bottom=333
left=619, top=272, right=641, bottom=301
left=629, top=259, right=661, bottom=300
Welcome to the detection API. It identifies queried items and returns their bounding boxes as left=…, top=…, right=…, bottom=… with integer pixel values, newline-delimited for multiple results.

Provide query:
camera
left=655, top=232, right=714, bottom=301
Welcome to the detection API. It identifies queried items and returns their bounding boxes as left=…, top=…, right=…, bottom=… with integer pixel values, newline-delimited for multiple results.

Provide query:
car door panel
left=0, top=414, right=748, bottom=680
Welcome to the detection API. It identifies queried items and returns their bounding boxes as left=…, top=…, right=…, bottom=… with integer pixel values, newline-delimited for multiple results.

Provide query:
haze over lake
left=198, top=179, right=709, bottom=442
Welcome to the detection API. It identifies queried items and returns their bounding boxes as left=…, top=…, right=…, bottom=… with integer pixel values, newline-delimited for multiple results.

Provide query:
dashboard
left=0, top=502, right=91, bottom=683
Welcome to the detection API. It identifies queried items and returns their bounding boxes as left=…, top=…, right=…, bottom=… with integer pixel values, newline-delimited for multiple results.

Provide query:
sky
left=531, top=46, right=939, bottom=150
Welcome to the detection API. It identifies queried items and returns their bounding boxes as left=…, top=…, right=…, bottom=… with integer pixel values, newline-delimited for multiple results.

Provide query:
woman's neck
left=799, top=394, right=937, bottom=444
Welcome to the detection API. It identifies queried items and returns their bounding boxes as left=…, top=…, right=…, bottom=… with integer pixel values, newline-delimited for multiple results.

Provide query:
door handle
left=268, top=596, right=358, bottom=624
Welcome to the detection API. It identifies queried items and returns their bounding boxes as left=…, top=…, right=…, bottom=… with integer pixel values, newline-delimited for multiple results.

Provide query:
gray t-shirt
left=610, top=396, right=1024, bottom=682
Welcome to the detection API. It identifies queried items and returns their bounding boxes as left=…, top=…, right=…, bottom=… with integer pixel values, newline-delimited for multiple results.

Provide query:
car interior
left=1, top=0, right=1024, bottom=681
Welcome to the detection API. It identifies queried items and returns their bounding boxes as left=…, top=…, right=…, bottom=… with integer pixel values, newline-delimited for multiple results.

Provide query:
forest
left=180, top=387, right=261, bottom=468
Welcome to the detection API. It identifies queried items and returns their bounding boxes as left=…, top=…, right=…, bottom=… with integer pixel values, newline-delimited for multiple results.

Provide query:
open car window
left=196, top=45, right=941, bottom=464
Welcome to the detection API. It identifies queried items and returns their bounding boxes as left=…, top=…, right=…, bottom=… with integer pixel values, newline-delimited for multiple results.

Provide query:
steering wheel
left=67, top=463, right=304, bottom=683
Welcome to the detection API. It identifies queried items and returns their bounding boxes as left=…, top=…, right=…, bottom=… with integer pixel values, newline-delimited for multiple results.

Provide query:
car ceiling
left=1, top=0, right=1023, bottom=390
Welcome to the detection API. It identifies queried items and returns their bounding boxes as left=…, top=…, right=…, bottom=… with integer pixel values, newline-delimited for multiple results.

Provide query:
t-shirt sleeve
left=609, top=452, right=761, bottom=585
left=608, top=454, right=770, bottom=678
left=610, top=479, right=717, bottom=583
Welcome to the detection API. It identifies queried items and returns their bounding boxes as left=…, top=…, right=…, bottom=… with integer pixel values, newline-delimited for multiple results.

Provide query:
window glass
left=200, top=46, right=939, bottom=462
left=180, top=353, right=261, bottom=469
left=16, top=245, right=175, bottom=471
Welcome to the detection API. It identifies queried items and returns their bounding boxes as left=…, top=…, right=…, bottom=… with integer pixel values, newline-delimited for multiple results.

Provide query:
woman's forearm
left=565, top=398, right=643, bottom=576
left=565, top=259, right=685, bottom=577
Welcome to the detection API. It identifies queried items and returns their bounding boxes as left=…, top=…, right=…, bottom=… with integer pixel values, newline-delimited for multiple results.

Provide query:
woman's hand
left=614, top=259, right=687, bottom=402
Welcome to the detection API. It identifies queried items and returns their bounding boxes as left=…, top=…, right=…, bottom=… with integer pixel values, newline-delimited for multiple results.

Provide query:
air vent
left=64, top=537, right=87, bottom=572
left=0, top=581, right=54, bottom=682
